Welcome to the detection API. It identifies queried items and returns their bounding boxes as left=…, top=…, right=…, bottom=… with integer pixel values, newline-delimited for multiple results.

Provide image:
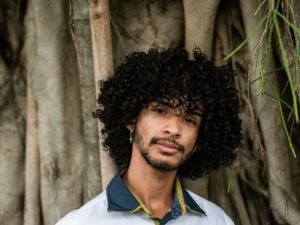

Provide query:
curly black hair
left=95, top=47, right=242, bottom=179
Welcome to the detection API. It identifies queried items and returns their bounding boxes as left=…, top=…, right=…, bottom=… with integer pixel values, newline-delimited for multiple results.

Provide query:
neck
left=123, top=147, right=177, bottom=219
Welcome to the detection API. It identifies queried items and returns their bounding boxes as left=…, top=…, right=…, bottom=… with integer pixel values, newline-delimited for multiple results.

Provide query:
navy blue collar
left=106, top=173, right=206, bottom=216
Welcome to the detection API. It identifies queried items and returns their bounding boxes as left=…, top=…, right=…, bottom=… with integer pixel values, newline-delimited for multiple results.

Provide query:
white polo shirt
left=56, top=174, right=234, bottom=225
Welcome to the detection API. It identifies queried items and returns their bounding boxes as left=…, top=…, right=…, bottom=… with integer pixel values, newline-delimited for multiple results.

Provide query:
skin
left=124, top=100, right=202, bottom=219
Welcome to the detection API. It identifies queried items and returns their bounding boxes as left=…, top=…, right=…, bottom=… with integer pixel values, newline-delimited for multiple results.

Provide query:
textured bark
left=240, top=0, right=300, bottom=224
left=0, top=1, right=26, bottom=224
left=294, top=0, right=300, bottom=25
left=0, top=58, right=24, bottom=225
left=230, top=176, right=252, bottom=225
left=183, top=0, right=220, bottom=58
left=24, top=1, right=85, bottom=224
left=24, top=79, right=40, bottom=225
left=110, top=0, right=184, bottom=67
left=71, top=0, right=102, bottom=202
left=208, top=169, right=237, bottom=220
left=89, top=0, right=116, bottom=189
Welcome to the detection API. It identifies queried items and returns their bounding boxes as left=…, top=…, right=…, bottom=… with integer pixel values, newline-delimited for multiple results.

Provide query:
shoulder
left=55, top=191, right=108, bottom=225
left=187, top=190, right=235, bottom=225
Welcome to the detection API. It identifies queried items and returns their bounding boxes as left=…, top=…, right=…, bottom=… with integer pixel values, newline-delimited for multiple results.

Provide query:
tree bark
left=70, top=0, right=102, bottom=202
left=0, top=58, right=24, bottom=225
left=24, top=78, right=40, bottom=225
left=89, top=0, right=116, bottom=189
left=110, top=0, right=184, bottom=66
left=0, top=2, right=26, bottom=225
left=183, top=0, right=220, bottom=58
left=24, top=1, right=85, bottom=224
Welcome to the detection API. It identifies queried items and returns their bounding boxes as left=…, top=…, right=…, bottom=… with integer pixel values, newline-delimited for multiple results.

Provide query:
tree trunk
left=70, top=0, right=102, bottom=202
left=183, top=0, right=220, bottom=58
left=24, top=78, right=40, bottom=225
left=0, top=2, right=26, bottom=224
left=110, top=0, right=184, bottom=67
left=88, top=0, right=116, bottom=189
left=0, top=58, right=24, bottom=225
left=24, top=1, right=85, bottom=224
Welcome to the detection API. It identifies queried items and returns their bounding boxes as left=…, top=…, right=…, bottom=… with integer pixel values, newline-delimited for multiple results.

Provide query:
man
left=56, top=47, right=242, bottom=225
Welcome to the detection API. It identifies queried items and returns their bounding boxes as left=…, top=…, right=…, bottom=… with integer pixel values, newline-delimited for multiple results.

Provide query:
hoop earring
left=129, top=130, right=133, bottom=143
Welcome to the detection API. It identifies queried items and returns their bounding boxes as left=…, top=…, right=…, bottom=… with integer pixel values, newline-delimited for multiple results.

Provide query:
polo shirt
left=56, top=174, right=234, bottom=225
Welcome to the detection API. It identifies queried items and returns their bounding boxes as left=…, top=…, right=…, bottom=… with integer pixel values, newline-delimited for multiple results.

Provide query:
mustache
left=149, top=137, right=185, bottom=153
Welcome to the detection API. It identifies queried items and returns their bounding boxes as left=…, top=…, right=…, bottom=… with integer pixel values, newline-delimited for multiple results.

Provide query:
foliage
left=225, top=0, right=300, bottom=157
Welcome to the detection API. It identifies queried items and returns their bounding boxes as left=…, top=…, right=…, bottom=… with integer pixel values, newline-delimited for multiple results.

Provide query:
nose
left=163, top=117, right=181, bottom=138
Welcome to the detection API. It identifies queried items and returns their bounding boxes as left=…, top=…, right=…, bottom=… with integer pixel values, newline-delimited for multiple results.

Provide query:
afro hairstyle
left=95, top=46, right=242, bottom=179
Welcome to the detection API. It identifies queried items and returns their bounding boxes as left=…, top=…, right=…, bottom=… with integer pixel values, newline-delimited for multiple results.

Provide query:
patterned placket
left=159, top=192, right=182, bottom=225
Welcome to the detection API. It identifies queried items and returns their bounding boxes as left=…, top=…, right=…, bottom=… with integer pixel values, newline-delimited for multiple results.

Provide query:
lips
left=157, top=141, right=178, bottom=149
left=155, top=141, right=181, bottom=154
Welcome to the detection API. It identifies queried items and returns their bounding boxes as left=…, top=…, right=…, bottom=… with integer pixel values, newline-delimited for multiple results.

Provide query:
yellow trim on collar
left=175, top=177, right=187, bottom=215
left=153, top=219, right=161, bottom=225
left=128, top=177, right=187, bottom=217
left=127, top=186, right=153, bottom=215
left=186, top=205, right=206, bottom=216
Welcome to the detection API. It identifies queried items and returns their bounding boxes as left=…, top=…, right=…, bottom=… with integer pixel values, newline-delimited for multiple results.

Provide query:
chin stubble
left=133, top=128, right=188, bottom=172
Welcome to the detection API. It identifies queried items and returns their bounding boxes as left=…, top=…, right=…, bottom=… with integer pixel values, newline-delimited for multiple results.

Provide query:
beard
left=133, top=128, right=191, bottom=172
left=140, top=149, right=185, bottom=171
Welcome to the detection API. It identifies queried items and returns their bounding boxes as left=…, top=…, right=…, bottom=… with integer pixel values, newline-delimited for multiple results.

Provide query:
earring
left=129, top=130, right=133, bottom=143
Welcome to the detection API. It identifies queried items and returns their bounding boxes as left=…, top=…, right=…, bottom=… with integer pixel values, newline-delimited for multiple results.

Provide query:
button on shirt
left=56, top=174, right=234, bottom=225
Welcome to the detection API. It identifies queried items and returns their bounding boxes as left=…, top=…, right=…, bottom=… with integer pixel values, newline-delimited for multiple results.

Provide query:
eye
left=184, top=117, right=197, bottom=126
left=153, top=107, right=166, bottom=114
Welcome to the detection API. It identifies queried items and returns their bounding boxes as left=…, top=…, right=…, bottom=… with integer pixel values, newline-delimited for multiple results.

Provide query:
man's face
left=132, top=100, right=202, bottom=172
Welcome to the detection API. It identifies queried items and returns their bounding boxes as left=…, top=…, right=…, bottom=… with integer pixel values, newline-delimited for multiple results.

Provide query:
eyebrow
left=156, top=99, right=203, bottom=117
left=185, top=110, right=203, bottom=117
